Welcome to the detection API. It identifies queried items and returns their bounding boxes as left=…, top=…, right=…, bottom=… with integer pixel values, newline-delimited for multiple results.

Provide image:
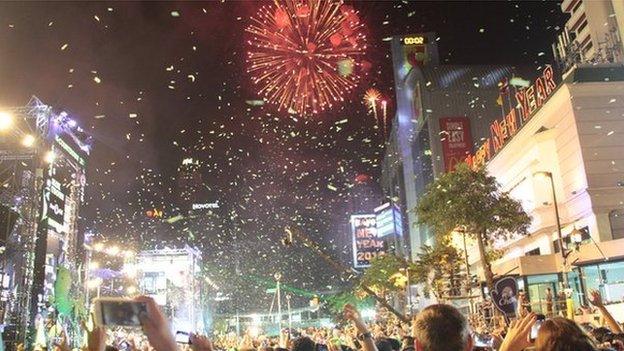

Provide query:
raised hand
left=589, top=290, right=604, bottom=307
left=498, top=313, right=536, bottom=351
left=190, top=334, right=214, bottom=351
left=54, top=331, right=71, bottom=351
left=134, top=296, right=177, bottom=351
left=343, top=304, right=363, bottom=326
left=85, top=325, right=106, bottom=351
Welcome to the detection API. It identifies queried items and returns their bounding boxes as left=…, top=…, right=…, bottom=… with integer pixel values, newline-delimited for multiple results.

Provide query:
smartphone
left=530, top=314, right=546, bottom=341
left=93, top=297, right=147, bottom=327
left=176, top=331, right=191, bottom=344
left=472, top=333, right=493, bottom=348
left=118, top=341, right=130, bottom=351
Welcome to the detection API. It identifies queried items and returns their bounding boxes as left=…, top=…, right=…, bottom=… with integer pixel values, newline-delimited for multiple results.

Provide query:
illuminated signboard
left=402, top=35, right=430, bottom=68
left=375, top=203, right=403, bottom=238
left=42, top=164, right=72, bottom=234
left=401, top=36, right=427, bottom=45
left=465, top=65, right=557, bottom=169
left=351, top=214, right=386, bottom=268
left=55, top=134, right=88, bottom=168
left=192, top=202, right=219, bottom=210
left=146, top=208, right=163, bottom=218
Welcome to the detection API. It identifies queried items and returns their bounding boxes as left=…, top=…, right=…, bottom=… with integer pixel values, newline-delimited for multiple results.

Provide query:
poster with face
left=491, top=276, right=519, bottom=319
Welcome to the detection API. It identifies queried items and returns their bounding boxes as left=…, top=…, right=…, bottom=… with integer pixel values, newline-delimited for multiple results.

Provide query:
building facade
left=555, top=0, right=624, bottom=74
left=464, top=65, right=624, bottom=317
left=560, top=0, right=623, bottom=63
left=381, top=32, right=527, bottom=259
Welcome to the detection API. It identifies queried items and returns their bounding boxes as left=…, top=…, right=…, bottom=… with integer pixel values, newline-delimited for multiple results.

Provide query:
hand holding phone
left=133, top=296, right=177, bottom=351
left=530, top=314, right=546, bottom=341
left=176, top=332, right=191, bottom=344
left=93, top=298, right=147, bottom=327
left=189, top=334, right=214, bottom=351
left=472, top=333, right=493, bottom=348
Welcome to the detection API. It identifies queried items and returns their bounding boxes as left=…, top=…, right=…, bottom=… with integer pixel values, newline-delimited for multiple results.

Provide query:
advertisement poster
left=491, top=276, right=519, bottom=319
left=351, top=214, right=385, bottom=268
left=439, top=117, right=473, bottom=172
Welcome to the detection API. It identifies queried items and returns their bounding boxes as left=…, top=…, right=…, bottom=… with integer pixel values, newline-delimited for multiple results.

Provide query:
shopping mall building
left=466, top=64, right=624, bottom=315
left=382, top=0, right=624, bottom=315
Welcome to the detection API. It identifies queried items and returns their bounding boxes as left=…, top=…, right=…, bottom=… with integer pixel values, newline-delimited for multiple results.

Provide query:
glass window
left=526, top=274, right=559, bottom=314
left=582, top=261, right=624, bottom=303
left=577, top=19, right=588, bottom=34
left=571, top=0, right=583, bottom=14
left=582, top=41, right=593, bottom=56
left=553, top=239, right=561, bottom=254
left=610, top=210, right=624, bottom=239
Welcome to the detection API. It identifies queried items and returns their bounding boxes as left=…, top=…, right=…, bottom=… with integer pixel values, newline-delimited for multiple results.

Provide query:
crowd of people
left=23, top=290, right=624, bottom=351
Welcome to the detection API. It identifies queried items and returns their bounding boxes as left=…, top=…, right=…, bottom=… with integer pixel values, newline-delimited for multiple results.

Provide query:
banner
left=351, top=214, right=385, bottom=268
left=490, top=276, right=519, bottom=319
left=439, top=117, right=472, bottom=172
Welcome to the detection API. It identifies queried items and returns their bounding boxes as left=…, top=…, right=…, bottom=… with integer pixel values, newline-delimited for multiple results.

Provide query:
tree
left=326, top=290, right=374, bottom=314
left=411, top=242, right=464, bottom=301
left=415, top=163, right=531, bottom=293
left=359, top=254, right=408, bottom=297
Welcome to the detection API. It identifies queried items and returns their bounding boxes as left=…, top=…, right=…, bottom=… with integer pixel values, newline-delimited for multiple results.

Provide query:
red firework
left=246, top=0, right=367, bottom=116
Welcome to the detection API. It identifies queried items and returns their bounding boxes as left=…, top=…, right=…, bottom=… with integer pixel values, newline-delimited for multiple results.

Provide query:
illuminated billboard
left=374, top=203, right=403, bottom=238
left=351, top=214, right=385, bottom=268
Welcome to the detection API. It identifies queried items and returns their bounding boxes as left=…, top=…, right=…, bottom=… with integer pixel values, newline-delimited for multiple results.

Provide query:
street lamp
left=0, top=111, right=13, bottom=131
left=274, top=272, right=282, bottom=332
left=286, top=294, right=292, bottom=329
left=107, top=245, right=120, bottom=256
left=570, top=227, right=584, bottom=246
left=21, top=134, right=36, bottom=147
left=44, top=150, right=56, bottom=164
left=534, top=171, right=569, bottom=289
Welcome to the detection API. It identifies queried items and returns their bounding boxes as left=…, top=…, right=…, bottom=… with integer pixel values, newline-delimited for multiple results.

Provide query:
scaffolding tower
left=0, top=96, right=90, bottom=349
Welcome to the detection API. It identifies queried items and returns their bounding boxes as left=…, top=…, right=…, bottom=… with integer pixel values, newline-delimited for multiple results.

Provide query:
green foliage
left=411, top=242, right=463, bottom=300
left=359, top=254, right=408, bottom=295
left=415, top=163, right=531, bottom=289
left=325, top=290, right=374, bottom=314
left=416, top=163, right=531, bottom=240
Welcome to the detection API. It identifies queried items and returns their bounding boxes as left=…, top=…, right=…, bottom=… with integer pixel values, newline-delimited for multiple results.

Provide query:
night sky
left=0, top=1, right=567, bottom=312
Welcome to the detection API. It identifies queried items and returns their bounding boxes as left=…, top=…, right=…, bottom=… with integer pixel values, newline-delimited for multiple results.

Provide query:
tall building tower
left=558, top=0, right=624, bottom=64
left=381, top=32, right=524, bottom=259
left=176, top=158, right=203, bottom=208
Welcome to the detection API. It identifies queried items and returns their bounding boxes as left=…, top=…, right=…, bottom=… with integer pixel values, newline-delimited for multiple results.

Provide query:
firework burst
left=363, top=88, right=381, bottom=111
left=363, top=88, right=390, bottom=136
left=246, top=0, right=367, bottom=116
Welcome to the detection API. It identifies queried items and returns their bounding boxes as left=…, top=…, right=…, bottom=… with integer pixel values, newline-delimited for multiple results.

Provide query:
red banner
left=439, top=117, right=472, bottom=172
